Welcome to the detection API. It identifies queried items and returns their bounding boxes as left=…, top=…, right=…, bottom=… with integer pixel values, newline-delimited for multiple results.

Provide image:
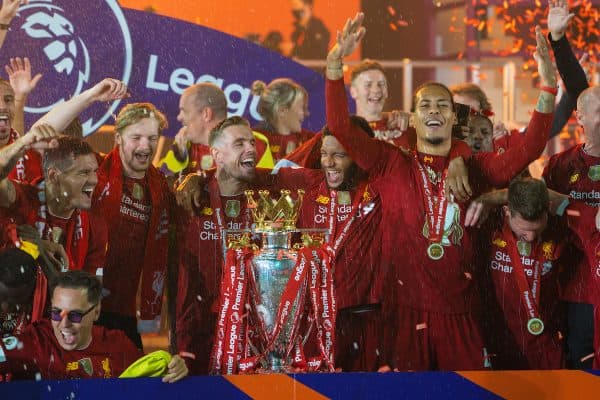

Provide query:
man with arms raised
left=34, top=81, right=172, bottom=350
left=0, top=128, right=107, bottom=273
left=542, top=0, right=599, bottom=369
left=325, top=14, right=556, bottom=370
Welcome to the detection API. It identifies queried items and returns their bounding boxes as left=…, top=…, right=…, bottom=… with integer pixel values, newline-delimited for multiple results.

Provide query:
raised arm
left=6, top=57, right=42, bottom=135
left=33, top=78, right=128, bottom=132
left=0, top=0, right=26, bottom=50
left=0, top=124, right=59, bottom=207
left=473, top=26, right=556, bottom=187
left=326, top=13, right=396, bottom=176
left=547, top=0, right=588, bottom=100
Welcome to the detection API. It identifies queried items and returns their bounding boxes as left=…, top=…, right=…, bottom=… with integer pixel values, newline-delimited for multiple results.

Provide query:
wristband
left=0, top=23, right=9, bottom=30
left=540, top=86, right=558, bottom=96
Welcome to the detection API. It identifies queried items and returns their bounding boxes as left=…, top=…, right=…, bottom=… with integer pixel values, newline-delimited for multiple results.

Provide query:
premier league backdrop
left=1, top=0, right=327, bottom=136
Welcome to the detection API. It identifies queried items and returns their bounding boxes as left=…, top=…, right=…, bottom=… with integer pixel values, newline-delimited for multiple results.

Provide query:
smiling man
left=0, top=131, right=107, bottom=274
left=31, top=82, right=172, bottom=350
left=0, top=270, right=188, bottom=382
left=325, top=13, right=556, bottom=371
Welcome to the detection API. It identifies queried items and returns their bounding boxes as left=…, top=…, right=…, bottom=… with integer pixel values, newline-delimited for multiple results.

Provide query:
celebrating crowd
left=0, top=0, right=599, bottom=382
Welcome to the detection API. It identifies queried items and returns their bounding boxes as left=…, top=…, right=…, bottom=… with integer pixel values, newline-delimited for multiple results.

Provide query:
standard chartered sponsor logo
left=569, top=189, right=600, bottom=205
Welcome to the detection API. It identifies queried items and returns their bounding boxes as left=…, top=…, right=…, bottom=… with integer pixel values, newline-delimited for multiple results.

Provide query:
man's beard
left=425, top=137, right=445, bottom=146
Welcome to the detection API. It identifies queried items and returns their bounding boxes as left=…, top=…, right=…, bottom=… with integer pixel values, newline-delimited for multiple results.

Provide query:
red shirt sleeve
left=326, top=78, right=406, bottom=178
left=284, top=132, right=323, bottom=169
left=471, top=110, right=553, bottom=187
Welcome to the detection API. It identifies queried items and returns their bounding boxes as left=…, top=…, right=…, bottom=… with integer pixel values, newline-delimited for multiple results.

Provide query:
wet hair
left=449, top=82, right=492, bottom=113
left=184, top=83, right=227, bottom=120
left=208, top=115, right=250, bottom=147
left=350, top=60, right=386, bottom=84
left=251, top=78, right=307, bottom=126
left=508, top=178, right=549, bottom=221
left=42, top=136, right=94, bottom=178
left=0, top=247, right=37, bottom=289
left=114, top=102, right=168, bottom=134
left=411, top=81, right=455, bottom=112
left=321, top=115, right=375, bottom=139
left=51, top=270, right=102, bottom=305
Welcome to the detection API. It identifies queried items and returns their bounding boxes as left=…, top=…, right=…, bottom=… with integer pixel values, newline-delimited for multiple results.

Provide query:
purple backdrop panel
left=0, top=0, right=327, bottom=137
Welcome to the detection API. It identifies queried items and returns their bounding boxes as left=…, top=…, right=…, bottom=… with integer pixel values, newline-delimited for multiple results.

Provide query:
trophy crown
left=245, top=189, right=304, bottom=231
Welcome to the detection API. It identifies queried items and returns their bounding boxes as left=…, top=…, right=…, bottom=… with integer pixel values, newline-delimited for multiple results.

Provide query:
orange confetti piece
left=387, top=6, right=396, bottom=17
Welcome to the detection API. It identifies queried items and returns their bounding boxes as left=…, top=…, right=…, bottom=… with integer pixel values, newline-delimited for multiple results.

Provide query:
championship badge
left=51, top=226, right=63, bottom=244
left=527, top=317, right=544, bottom=335
left=337, top=191, right=351, bottom=205
left=78, top=357, right=94, bottom=376
left=588, top=165, right=600, bottom=181
left=427, top=243, right=444, bottom=260
left=201, top=155, right=214, bottom=171
left=517, top=240, right=531, bottom=256
left=132, top=183, right=144, bottom=201
left=225, top=200, right=241, bottom=218
left=286, top=141, right=297, bottom=155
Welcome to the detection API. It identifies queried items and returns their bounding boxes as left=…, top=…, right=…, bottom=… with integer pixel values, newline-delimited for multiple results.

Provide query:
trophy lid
left=245, top=189, right=304, bottom=232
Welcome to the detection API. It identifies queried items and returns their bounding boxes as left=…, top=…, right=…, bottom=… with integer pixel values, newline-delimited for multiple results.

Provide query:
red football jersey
left=0, top=320, right=141, bottom=380
left=543, top=144, right=600, bottom=303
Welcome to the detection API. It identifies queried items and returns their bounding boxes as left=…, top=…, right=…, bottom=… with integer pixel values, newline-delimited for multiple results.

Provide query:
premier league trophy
left=210, top=189, right=335, bottom=374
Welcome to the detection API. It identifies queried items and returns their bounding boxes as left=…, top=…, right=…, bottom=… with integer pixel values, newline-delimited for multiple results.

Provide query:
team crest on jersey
left=201, top=207, right=213, bottom=216
left=78, top=357, right=93, bottom=376
left=362, top=186, right=372, bottom=202
left=200, top=155, right=214, bottom=171
left=225, top=200, right=240, bottom=218
left=422, top=202, right=463, bottom=246
left=271, top=145, right=281, bottom=154
left=542, top=241, right=555, bottom=260
left=493, top=238, right=507, bottom=248
left=102, top=357, right=111, bottom=378
left=569, top=172, right=580, bottom=184
left=316, top=195, right=330, bottom=205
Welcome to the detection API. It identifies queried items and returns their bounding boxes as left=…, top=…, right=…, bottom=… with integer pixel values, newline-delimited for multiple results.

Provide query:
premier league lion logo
left=4, top=0, right=132, bottom=135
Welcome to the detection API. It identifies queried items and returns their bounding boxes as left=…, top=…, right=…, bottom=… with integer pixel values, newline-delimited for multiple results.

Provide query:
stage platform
left=1, top=370, right=599, bottom=399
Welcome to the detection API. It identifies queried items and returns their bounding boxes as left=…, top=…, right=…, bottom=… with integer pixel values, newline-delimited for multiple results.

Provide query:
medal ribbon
left=308, top=246, right=336, bottom=371
left=415, top=157, right=448, bottom=245
left=502, top=224, right=545, bottom=323
left=209, top=247, right=252, bottom=375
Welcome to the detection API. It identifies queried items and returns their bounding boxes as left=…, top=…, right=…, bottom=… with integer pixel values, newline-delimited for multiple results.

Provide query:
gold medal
left=517, top=240, right=531, bottom=257
left=337, top=191, right=351, bottom=205
left=225, top=200, right=240, bottom=218
left=527, top=317, right=544, bottom=335
left=132, top=182, right=144, bottom=201
left=427, top=243, right=444, bottom=260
